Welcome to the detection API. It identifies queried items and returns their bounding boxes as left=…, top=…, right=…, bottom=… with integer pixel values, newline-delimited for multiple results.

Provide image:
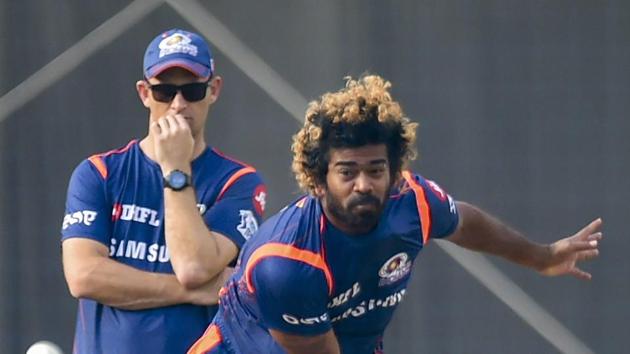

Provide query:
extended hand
left=539, top=218, right=603, bottom=280
left=150, top=114, right=194, bottom=174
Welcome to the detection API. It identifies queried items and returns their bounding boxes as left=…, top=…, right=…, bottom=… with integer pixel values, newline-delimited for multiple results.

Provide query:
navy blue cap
left=143, top=28, right=214, bottom=79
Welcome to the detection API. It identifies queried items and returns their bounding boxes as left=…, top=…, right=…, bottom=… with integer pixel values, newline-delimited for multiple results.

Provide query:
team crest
left=158, top=33, right=198, bottom=58
left=378, top=252, right=412, bottom=286
left=236, top=210, right=258, bottom=240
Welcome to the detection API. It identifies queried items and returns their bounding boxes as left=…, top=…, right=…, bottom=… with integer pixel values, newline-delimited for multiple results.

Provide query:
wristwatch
left=163, top=170, right=192, bottom=191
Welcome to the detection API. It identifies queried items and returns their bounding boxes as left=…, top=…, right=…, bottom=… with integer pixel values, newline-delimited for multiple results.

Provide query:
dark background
left=1, top=1, right=627, bottom=353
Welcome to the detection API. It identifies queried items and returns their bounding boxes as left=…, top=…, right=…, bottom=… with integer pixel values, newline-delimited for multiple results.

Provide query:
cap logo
left=158, top=33, right=198, bottom=58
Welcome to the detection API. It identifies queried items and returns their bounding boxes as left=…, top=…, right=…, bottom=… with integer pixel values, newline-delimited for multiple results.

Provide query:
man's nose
left=169, top=91, right=188, bottom=112
left=353, top=173, right=373, bottom=194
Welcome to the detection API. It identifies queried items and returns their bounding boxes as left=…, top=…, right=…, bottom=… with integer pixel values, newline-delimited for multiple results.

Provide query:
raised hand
left=150, top=114, right=194, bottom=174
left=539, top=218, right=603, bottom=280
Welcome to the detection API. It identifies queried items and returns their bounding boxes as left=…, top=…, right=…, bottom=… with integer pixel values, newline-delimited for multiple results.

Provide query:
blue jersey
left=188, top=171, right=458, bottom=354
left=61, top=140, right=266, bottom=354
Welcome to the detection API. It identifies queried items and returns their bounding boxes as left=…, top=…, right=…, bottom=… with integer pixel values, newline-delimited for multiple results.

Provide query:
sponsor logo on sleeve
left=236, top=210, right=258, bottom=240
left=378, top=252, right=412, bottom=286
left=447, top=195, right=457, bottom=214
left=253, top=185, right=267, bottom=215
left=62, top=210, right=98, bottom=230
left=426, top=180, right=447, bottom=201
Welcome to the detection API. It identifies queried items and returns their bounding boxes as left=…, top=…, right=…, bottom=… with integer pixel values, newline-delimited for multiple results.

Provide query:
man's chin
left=348, top=211, right=380, bottom=228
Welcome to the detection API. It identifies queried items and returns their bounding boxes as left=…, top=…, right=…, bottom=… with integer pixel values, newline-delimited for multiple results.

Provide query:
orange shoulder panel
left=244, top=243, right=333, bottom=295
left=216, top=167, right=257, bottom=201
left=402, top=171, right=432, bottom=245
left=187, top=324, right=222, bottom=354
left=87, top=155, right=108, bottom=179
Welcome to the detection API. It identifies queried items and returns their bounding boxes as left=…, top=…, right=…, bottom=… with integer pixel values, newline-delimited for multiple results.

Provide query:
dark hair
left=292, top=75, right=418, bottom=194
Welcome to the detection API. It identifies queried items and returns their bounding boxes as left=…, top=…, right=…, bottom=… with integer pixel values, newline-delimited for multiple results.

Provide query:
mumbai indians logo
left=159, top=33, right=198, bottom=58
left=236, top=210, right=258, bottom=240
left=378, top=252, right=412, bottom=286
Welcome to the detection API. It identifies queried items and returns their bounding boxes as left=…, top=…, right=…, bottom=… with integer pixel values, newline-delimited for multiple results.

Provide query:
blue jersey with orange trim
left=61, top=140, right=266, bottom=354
left=189, top=172, right=458, bottom=354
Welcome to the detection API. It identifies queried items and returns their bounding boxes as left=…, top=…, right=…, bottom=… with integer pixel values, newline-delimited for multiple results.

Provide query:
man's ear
left=207, top=75, right=223, bottom=104
left=136, top=80, right=151, bottom=108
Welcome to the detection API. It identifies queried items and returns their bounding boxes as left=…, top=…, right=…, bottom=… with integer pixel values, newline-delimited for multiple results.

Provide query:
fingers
left=161, top=115, right=187, bottom=133
left=587, top=232, right=603, bottom=243
left=567, top=232, right=603, bottom=252
left=173, top=114, right=189, bottom=129
left=555, top=233, right=601, bottom=257
left=157, top=116, right=172, bottom=137
left=153, top=115, right=190, bottom=139
left=150, top=116, right=171, bottom=139
left=568, top=267, right=592, bottom=281
left=576, top=218, right=603, bottom=239
left=151, top=114, right=195, bottom=172
left=585, top=232, right=603, bottom=249
left=577, top=249, right=599, bottom=261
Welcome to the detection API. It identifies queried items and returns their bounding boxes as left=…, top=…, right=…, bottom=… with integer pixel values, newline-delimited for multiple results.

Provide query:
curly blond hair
left=291, top=74, right=418, bottom=194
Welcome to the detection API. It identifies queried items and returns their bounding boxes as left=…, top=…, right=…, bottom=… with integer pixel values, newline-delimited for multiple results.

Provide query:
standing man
left=61, top=28, right=267, bottom=354
left=188, top=75, right=601, bottom=354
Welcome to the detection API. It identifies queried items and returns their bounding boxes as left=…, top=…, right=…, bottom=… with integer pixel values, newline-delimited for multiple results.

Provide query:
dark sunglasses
left=146, top=79, right=211, bottom=103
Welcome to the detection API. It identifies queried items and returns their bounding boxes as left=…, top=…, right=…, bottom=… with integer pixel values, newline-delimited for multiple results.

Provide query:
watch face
left=169, top=171, right=188, bottom=189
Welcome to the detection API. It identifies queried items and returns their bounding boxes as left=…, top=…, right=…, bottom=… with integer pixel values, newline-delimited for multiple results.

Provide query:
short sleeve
left=61, top=160, right=111, bottom=244
left=250, top=257, right=331, bottom=336
left=411, top=174, right=460, bottom=239
left=204, top=172, right=266, bottom=249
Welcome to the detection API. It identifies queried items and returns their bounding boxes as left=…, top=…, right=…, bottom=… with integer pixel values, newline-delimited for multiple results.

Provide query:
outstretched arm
left=446, top=201, right=602, bottom=280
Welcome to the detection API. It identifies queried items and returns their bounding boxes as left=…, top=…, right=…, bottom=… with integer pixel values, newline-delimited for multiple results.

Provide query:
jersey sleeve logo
left=62, top=210, right=98, bottom=230
left=378, top=252, right=412, bottom=286
left=253, top=185, right=267, bottom=216
left=426, top=180, right=447, bottom=201
left=196, top=203, right=207, bottom=215
left=236, top=210, right=259, bottom=240
left=447, top=195, right=457, bottom=214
